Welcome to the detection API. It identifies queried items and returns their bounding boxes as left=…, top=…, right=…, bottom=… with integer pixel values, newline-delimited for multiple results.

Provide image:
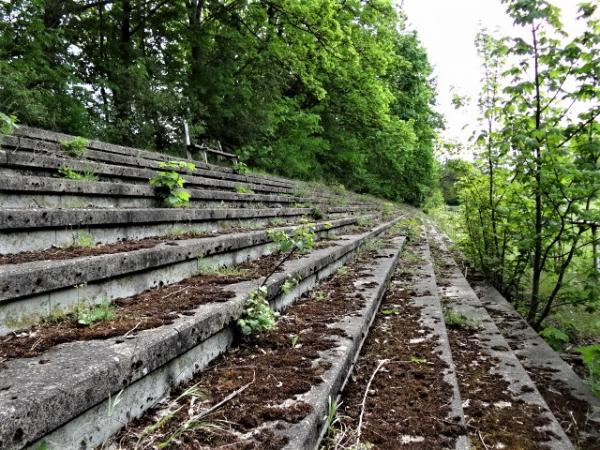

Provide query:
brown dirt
left=0, top=222, right=306, bottom=266
left=528, top=367, right=600, bottom=450
left=0, top=253, right=284, bottom=361
left=429, top=241, right=557, bottom=450
left=447, top=327, right=555, bottom=450
left=327, top=240, right=465, bottom=450
left=0, top=233, right=213, bottom=266
left=112, top=247, right=384, bottom=449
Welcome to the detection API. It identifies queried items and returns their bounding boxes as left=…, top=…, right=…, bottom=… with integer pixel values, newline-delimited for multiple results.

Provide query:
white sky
left=401, top=0, right=584, bottom=151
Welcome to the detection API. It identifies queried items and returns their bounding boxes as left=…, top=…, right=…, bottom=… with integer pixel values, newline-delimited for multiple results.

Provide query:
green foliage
left=540, top=326, right=570, bottom=350
left=76, top=300, right=115, bottom=326
left=149, top=162, right=193, bottom=208
left=237, top=286, right=278, bottom=338
left=0, top=112, right=18, bottom=135
left=422, top=189, right=444, bottom=213
left=158, top=161, right=195, bottom=172
left=0, top=1, right=440, bottom=205
left=443, top=309, right=480, bottom=330
left=75, top=232, right=95, bottom=248
left=577, top=344, right=600, bottom=397
left=267, top=224, right=316, bottom=254
left=59, top=137, right=89, bottom=158
left=281, top=277, right=298, bottom=294
left=312, top=208, right=325, bottom=221
left=58, top=166, right=98, bottom=181
left=232, top=161, right=249, bottom=175
left=235, top=185, right=255, bottom=195
left=451, top=4, right=600, bottom=329
left=290, top=334, right=300, bottom=348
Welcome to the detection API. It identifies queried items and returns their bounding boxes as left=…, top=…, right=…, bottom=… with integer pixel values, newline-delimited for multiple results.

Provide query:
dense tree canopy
left=0, top=0, right=441, bottom=204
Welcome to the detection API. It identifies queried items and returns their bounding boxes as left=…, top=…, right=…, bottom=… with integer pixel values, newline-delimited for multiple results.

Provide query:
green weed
left=60, top=136, right=89, bottom=157
left=237, top=286, right=278, bottom=338
left=443, top=309, right=480, bottom=330
left=58, top=166, right=98, bottom=181
left=76, top=300, right=115, bottom=326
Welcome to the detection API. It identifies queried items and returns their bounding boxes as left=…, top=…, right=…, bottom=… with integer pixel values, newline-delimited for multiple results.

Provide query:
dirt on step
left=0, top=253, right=283, bottom=361
left=447, top=326, right=557, bottom=450
left=326, top=240, right=465, bottom=450
left=0, top=221, right=307, bottom=266
left=112, top=246, right=385, bottom=450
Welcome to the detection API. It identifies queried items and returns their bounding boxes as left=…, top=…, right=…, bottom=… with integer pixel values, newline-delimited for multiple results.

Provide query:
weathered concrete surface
left=475, top=283, right=600, bottom=442
left=409, top=239, right=469, bottom=450
left=9, top=128, right=294, bottom=188
left=427, top=224, right=574, bottom=450
left=282, top=237, right=405, bottom=450
left=0, top=218, right=357, bottom=326
left=0, top=174, right=303, bottom=209
left=0, top=217, right=402, bottom=450
left=0, top=147, right=296, bottom=195
left=0, top=206, right=368, bottom=230
left=0, top=207, right=374, bottom=254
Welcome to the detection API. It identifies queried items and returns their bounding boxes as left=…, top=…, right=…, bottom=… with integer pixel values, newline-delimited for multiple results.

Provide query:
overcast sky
left=401, top=0, right=584, bottom=150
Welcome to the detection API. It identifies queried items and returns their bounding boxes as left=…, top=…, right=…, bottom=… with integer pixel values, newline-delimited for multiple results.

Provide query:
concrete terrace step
left=0, top=206, right=370, bottom=254
left=0, top=147, right=296, bottom=195
left=11, top=126, right=294, bottom=189
left=272, top=236, right=407, bottom=449
left=475, top=283, right=600, bottom=447
left=0, top=175, right=306, bottom=209
left=0, top=216, right=403, bottom=450
left=0, top=217, right=359, bottom=330
left=426, top=224, right=574, bottom=450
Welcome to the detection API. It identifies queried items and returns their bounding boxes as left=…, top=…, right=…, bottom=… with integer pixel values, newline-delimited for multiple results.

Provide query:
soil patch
left=111, top=246, right=383, bottom=449
left=0, top=253, right=284, bottom=361
left=0, top=221, right=306, bottom=266
left=326, top=239, right=464, bottom=450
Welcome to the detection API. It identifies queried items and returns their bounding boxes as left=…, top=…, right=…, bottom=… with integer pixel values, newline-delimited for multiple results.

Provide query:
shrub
left=577, top=344, right=600, bottom=396
left=0, top=112, right=18, bottom=135
left=58, top=166, right=98, bottom=181
left=233, top=161, right=249, bottom=175
left=237, top=286, right=278, bottom=338
left=149, top=161, right=195, bottom=208
left=76, top=300, right=115, bottom=326
left=60, top=137, right=89, bottom=157
left=235, top=185, right=255, bottom=194
left=540, top=326, right=570, bottom=351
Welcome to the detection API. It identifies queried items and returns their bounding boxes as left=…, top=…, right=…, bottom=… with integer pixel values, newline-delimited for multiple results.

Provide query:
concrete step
left=0, top=147, right=297, bottom=195
left=0, top=175, right=307, bottom=209
left=321, top=232, right=469, bottom=449
left=10, top=126, right=294, bottom=189
left=2, top=133, right=375, bottom=207
left=0, top=216, right=403, bottom=450
left=426, top=224, right=574, bottom=450
left=101, top=229, right=406, bottom=450
left=0, top=206, right=372, bottom=254
left=474, top=283, right=600, bottom=448
left=0, top=217, right=360, bottom=331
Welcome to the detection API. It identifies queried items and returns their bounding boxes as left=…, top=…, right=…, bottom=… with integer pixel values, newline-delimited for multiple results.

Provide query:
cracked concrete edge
left=0, top=216, right=403, bottom=450
left=0, top=206, right=371, bottom=230
left=426, top=223, right=575, bottom=450
left=9, top=128, right=295, bottom=188
left=475, top=283, right=600, bottom=434
left=0, top=148, right=296, bottom=195
left=282, top=236, right=405, bottom=450
left=0, top=217, right=356, bottom=303
left=411, top=239, right=470, bottom=450
left=0, top=174, right=302, bottom=204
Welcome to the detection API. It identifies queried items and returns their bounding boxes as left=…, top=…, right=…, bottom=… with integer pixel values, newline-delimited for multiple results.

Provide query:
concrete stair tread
left=0, top=217, right=402, bottom=450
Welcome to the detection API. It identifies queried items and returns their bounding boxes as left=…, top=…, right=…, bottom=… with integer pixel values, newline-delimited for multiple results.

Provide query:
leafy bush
left=233, top=161, right=249, bottom=175
left=540, top=326, right=570, bottom=351
left=60, top=137, right=89, bottom=157
left=0, top=112, right=18, bottom=135
left=77, top=300, right=115, bottom=326
left=237, top=286, right=278, bottom=338
left=149, top=161, right=195, bottom=208
left=577, top=344, right=600, bottom=397
left=58, top=166, right=98, bottom=181
left=443, top=309, right=480, bottom=330
left=235, top=185, right=255, bottom=194
left=267, top=223, right=315, bottom=254
left=75, top=232, right=95, bottom=248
